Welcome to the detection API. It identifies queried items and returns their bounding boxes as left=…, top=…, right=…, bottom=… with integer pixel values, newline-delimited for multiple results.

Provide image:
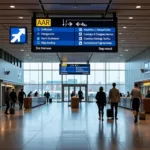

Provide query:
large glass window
left=52, top=71, right=61, bottom=84
left=23, top=62, right=126, bottom=99
left=43, top=71, right=52, bottom=84
left=43, top=63, right=52, bottom=70
left=95, top=63, right=105, bottom=70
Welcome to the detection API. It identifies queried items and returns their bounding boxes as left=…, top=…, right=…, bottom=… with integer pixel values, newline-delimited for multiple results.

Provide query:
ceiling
left=0, top=0, right=150, bottom=62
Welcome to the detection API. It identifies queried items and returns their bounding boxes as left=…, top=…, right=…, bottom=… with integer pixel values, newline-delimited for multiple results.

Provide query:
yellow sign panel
left=62, top=64, right=67, bottom=67
left=36, top=19, right=51, bottom=26
left=143, top=82, right=150, bottom=87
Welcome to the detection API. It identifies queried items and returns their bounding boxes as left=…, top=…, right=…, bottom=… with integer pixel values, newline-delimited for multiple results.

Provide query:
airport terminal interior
left=0, top=0, right=150, bottom=150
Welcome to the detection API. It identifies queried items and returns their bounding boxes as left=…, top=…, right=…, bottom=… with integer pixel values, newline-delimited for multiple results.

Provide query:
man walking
left=9, top=89, right=17, bottom=109
left=18, top=89, right=26, bottom=110
left=4, top=88, right=11, bottom=115
left=109, top=83, right=120, bottom=120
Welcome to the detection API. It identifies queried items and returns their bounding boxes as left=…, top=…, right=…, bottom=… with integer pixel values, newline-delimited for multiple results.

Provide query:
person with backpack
left=95, top=87, right=106, bottom=121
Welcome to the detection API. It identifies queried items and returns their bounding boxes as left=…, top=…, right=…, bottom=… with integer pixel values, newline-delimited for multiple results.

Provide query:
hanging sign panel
left=32, top=17, right=118, bottom=52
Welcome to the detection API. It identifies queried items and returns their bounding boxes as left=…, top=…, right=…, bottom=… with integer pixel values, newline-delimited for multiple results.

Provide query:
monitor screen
left=32, top=17, right=117, bottom=52
left=59, top=64, right=90, bottom=75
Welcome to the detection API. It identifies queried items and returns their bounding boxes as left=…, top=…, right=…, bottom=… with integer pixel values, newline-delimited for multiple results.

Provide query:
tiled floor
left=0, top=103, right=150, bottom=150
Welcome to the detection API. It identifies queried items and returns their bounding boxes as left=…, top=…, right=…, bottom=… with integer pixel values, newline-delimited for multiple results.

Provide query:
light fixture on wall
left=4, top=68, right=10, bottom=75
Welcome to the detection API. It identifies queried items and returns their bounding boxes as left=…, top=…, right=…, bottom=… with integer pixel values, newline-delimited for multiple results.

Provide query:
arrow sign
left=76, top=22, right=80, bottom=26
left=10, top=27, right=27, bottom=44
left=68, top=22, right=73, bottom=26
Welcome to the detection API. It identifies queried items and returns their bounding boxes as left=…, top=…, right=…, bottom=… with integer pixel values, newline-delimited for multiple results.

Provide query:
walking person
left=18, top=89, right=26, bottom=110
left=4, top=87, right=11, bottom=115
left=95, top=87, right=106, bottom=121
left=108, top=83, right=120, bottom=120
left=9, top=89, right=17, bottom=109
left=78, top=88, right=83, bottom=103
left=46, top=91, right=50, bottom=103
left=131, top=83, right=142, bottom=123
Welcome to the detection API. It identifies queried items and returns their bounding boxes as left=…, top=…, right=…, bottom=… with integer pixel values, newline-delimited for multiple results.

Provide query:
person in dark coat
left=78, top=88, right=83, bottom=103
left=95, top=87, right=106, bottom=121
left=27, top=91, right=32, bottom=97
left=18, top=89, right=26, bottom=110
left=4, top=87, right=11, bottom=115
left=46, top=91, right=50, bottom=103
left=9, top=89, right=17, bottom=109
left=71, top=91, right=75, bottom=98
left=34, top=91, right=38, bottom=97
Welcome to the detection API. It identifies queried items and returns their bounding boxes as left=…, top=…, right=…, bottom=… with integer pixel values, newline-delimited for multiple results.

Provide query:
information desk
left=143, top=98, right=150, bottom=113
left=71, top=97, right=79, bottom=109
left=24, top=97, right=46, bottom=109
left=118, top=97, right=132, bottom=110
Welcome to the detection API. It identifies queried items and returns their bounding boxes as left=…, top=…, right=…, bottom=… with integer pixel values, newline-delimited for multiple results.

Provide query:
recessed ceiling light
left=10, top=5, right=15, bottom=9
left=136, top=5, right=141, bottom=9
left=123, top=26, right=127, bottom=29
left=19, top=16, right=24, bottom=19
left=20, top=49, right=24, bottom=51
left=125, top=49, right=128, bottom=52
left=119, top=33, right=122, bottom=35
left=129, top=17, right=133, bottom=19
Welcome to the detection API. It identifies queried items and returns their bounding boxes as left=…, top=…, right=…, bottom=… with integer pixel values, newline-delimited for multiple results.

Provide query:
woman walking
left=95, top=87, right=106, bottom=121
left=131, top=83, right=142, bottom=123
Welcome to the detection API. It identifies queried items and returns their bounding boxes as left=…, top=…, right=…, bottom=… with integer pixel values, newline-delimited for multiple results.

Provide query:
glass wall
left=24, top=62, right=125, bottom=101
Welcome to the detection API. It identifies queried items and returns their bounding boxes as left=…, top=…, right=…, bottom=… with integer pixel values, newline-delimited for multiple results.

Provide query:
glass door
left=62, top=84, right=87, bottom=102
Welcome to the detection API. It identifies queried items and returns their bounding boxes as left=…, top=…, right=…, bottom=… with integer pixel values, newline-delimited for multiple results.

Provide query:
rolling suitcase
left=107, top=108, right=113, bottom=118
left=10, top=108, right=15, bottom=115
left=49, top=98, right=52, bottom=103
left=139, top=102, right=146, bottom=120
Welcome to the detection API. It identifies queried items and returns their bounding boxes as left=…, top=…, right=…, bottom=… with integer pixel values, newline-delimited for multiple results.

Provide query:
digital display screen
left=59, top=64, right=90, bottom=75
left=32, top=17, right=118, bottom=52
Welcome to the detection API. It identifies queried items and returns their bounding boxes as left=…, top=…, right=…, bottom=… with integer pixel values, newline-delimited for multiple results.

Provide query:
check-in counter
left=118, top=97, right=132, bottom=109
left=24, top=97, right=46, bottom=109
left=71, top=96, right=79, bottom=109
left=143, top=98, right=150, bottom=113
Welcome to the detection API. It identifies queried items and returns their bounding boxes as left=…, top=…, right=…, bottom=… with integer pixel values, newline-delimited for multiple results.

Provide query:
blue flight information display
left=32, top=17, right=118, bottom=52
left=59, top=64, right=90, bottom=75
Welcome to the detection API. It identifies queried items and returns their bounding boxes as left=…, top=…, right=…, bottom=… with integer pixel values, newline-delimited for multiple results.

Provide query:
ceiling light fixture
left=125, top=49, right=128, bottom=52
left=20, top=49, right=24, bottom=51
left=123, top=26, right=127, bottom=29
left=119, top=33, right=122, bottom=35
left=136, top=5, right=141, bottom=9
left=129, top=17, right=133, bottom=19
left=10, top=5, right=15, bottom=8
left=19, top=16, right=24, bottom=19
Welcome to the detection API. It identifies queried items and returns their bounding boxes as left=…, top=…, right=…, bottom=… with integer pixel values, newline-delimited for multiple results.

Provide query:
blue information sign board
left=32, top=17, right=117, bottom=52
left=59, top=64, right=90, bottom=75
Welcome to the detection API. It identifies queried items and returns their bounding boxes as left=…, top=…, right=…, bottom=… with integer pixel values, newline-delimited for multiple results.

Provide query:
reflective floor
left=0, top=103, right=150, bottom=150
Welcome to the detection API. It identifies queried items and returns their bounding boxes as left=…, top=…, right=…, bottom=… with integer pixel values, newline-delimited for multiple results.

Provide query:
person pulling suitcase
left=108, top=83, right=120, bottom=120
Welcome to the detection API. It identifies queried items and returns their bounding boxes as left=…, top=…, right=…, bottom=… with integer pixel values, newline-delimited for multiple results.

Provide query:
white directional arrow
left=68, top=22, right=73, bottom=26
left=76, top=22, right=80, bottom=26
left=11, top=28, right=26, bottom=43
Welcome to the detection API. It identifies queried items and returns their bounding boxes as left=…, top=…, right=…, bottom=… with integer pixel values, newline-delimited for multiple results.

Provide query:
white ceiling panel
left=0, top=0, right=150, bottom=62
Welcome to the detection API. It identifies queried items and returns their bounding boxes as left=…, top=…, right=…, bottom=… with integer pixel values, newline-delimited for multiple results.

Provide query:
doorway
left=62, top=84, right=87, bottom=102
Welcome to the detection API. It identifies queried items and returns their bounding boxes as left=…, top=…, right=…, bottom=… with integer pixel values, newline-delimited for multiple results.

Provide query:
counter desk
left=118, top=97, right=132, bottom=110
left=24, top=97, right=46, bottom=109
left=143, top=98, right=150, bottom=113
